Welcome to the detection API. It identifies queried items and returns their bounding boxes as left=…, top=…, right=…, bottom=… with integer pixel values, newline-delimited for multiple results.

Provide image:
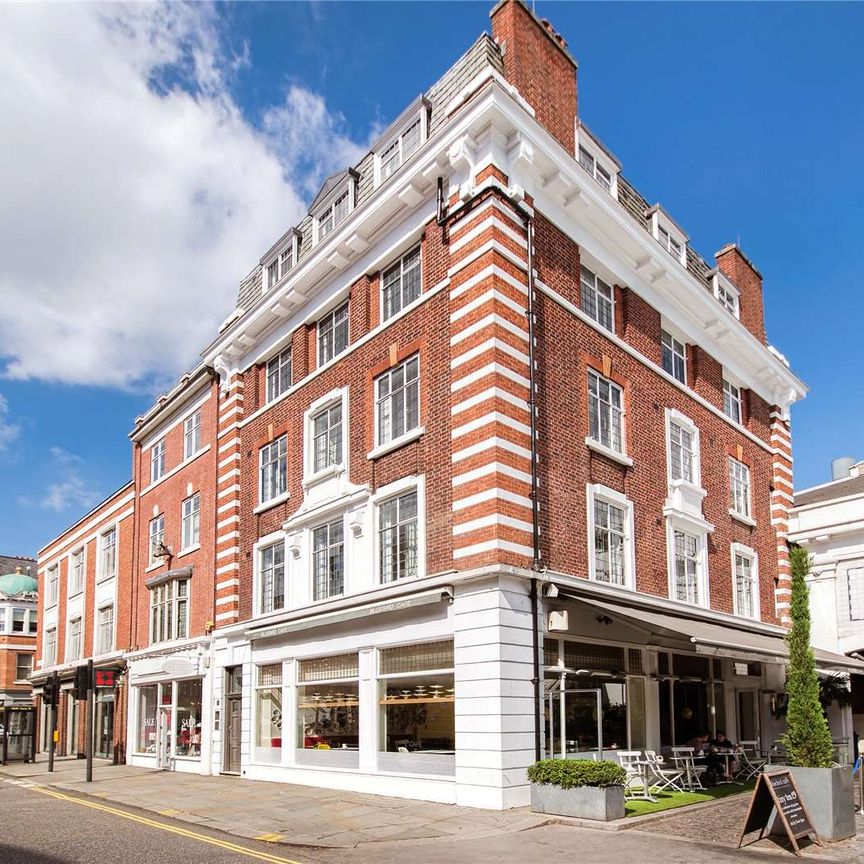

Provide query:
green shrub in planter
left=527, top=758, right=627, bottom=789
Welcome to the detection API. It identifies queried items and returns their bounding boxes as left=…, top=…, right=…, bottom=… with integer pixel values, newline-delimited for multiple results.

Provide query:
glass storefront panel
left=136, top=685, right=158, bottom=754
left=297, top=681, right=359, bottom=750
left=175, top=679, right=202, bottom=758
left=627, top=677, right=646, bottom=750
left=379, top=672, right=455, bottom=754
left=255, top=664, right=282, bottom=762
left=95, top=691, right=115, bottom=759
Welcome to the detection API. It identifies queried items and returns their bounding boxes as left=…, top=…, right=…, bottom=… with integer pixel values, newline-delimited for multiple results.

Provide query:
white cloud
left=0, top=393, right=19, bottom=452
left=0, top=2, right=372, bottom=390
left=38, top=448, right=100, bottom=513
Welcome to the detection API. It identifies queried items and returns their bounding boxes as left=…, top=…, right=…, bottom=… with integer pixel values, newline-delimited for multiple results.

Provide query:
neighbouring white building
left=789, top=456, right=864, bottom=758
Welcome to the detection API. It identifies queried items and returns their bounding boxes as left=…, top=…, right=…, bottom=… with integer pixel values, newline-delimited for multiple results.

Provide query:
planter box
left=530, top=782, right=625, bottom=821
left=777, top=766, right=855, bottom=842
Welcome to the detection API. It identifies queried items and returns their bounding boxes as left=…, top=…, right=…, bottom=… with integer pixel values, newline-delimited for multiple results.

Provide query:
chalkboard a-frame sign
left=738, top=770, right=821, bottom=856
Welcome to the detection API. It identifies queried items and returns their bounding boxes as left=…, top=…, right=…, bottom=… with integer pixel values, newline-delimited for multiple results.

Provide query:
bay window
left=149, top=578, right=188, bottom=643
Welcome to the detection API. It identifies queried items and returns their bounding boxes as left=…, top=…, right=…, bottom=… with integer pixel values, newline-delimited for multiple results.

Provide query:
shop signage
left=94, top=670, right=116, bottom=688
left=738, top=770, right=820, bottom=856
left=161, top=657, right=197, bottom=678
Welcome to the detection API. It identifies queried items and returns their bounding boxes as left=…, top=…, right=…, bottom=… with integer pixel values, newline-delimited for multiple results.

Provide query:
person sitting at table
left=685, top=732, right=709, bottom=754
left=708, top=731, right=738, bottom=779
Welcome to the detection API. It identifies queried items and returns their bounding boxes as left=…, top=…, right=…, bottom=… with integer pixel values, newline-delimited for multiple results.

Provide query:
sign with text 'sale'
left=738, top=769, right=820, bottom=856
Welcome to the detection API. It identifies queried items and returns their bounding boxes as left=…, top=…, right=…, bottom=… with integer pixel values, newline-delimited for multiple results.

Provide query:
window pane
left=136, top=685, right=158, bottom=753
left=175, top=679, right=203, bottom=758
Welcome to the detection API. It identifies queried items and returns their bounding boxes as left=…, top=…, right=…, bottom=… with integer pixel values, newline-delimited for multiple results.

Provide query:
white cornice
left=204, top=77, right=806, bottom=414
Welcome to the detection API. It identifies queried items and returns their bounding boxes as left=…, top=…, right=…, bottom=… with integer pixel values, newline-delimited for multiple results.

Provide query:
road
left=0, top=780, right=815, bottom=864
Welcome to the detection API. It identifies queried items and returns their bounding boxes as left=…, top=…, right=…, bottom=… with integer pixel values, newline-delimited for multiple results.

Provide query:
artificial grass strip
left=624, top=780, right=755, bottom=817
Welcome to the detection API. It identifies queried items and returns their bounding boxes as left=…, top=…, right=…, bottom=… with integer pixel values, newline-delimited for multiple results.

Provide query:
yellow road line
left=27, top=785, right=304, bottom=864
left=255, top=832, right=285, bottom=843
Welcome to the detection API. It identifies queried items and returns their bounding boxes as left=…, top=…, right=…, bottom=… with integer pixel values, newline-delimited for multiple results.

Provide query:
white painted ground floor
left=123, top=570, right=862, bottom=809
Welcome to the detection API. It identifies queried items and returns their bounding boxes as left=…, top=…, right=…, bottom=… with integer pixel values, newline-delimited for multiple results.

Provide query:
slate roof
left=0, top=555, right=36, bottom=578
left=230, top=24, right=748, bottom=329
left=794, top=473, right=864, bottom=508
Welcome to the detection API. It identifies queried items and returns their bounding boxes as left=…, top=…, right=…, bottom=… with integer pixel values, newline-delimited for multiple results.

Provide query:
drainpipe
left=437, top=178, right=543, bottom=762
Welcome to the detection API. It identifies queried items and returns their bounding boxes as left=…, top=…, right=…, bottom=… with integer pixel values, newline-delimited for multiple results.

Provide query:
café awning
left=557, top=592, right=864, bottom=674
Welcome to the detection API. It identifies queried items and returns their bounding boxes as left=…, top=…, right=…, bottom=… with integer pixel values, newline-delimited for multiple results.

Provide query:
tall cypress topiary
left=780, top=545, right=834, bottom=768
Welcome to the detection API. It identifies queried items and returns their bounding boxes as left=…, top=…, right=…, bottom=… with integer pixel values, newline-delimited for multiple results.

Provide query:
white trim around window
left=97, top=525, right=118, bottom=582
left=728, top=456, right=754, bottom=525
left=665, top=514, right=710, bottom=609
left=303, top=387, right=349, bottom=487
left=661, top=327, right=687, bottom=385
left=372, top=474, right=427, bottom=586
left=253, top=531, right=287, bottom=618
left=151, top=438, right=166, bottom=483
left=663, top=409, right=707, bottom=522
left=375, top=107, right=426, bottom=187
left=585, top=483, right=635, bottom=590
left=372, top=354, right=421, bottom=452
left=731, top=543, right=759, bottom=621
left=68, top=546, right=86, bottom=597
left=722, top=377, right=743, bottom=424
left=713, top=271, right=740, bottom=320
left=648, top=207, right=687, bottom=267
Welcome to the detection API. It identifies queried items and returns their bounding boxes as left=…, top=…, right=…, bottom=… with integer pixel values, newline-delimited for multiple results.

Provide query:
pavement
left=1, top=756, right=862, bottom=862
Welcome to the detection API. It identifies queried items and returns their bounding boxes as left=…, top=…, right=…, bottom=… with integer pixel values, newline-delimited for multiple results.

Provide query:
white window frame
left=586, top=483, right=635, bottom=590
left=579, top=264, right=615, bottom=333
left=98, top=526, right=117, bottom=581
left=149, top=514, right=165, bottom=564
left=317, top=300, right=350, bottom=366
left=728, top=457, right=753, bottom=523
left=67, top=616, right=82, bottom=662
left=575, top=125, right=619, bottom=199
left=266, top=347, right=292, bottom=403
left=374, top=104, right=427, bottom=187
left=256, top=537, right=286, bottom=616
left=586, top=368, right=627, bottom=459
left=665, top=409, right=702, bottom=490
left=148, top=579, right=187, bottom=644
left=374, top=354, right=421, bottom=449
left=373, top=474, right=426, bottom=586
left=151, top=438, right=166, bottom=483
left=261, top=232, right=299, bottom=295
left=303, top=388, right=349, bottom=485
left=183, top=409, right=202, bottom=460
left=311, top=517, right=346, bottom=603
left=15, top=652, right=33, bottom=683
left=661, top=328, right=687, bottom=385
left=648, top=208, right=687, bottom=266
left=68, top=547, right=85, bottom=596
left=723, top=378, right=743, bottom=424
left=259, top=434, right=288, bottom=506
left=847, top=567, right=864, bottom=621
left=96, top=603, right=114, bottom=655
left=181, top=493, right=200, bottom=552
left=44, top=627, right=57, bottom=668
left=381, top=245, right=422, bottom=322
left=713, top=271, right=740, bottom=319
left=45, top=564, right=59, bottom=607
left=314, top=182, right=354, bottom=245
left=666, top=517, right=709, bottom=608
left=731, top=543, right=759, bottom=620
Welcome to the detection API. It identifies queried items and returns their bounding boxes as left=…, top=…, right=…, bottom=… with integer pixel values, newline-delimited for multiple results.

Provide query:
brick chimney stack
left=715, top=244, right=766, bottom=343
left=490, top=0, right=578, bottom=154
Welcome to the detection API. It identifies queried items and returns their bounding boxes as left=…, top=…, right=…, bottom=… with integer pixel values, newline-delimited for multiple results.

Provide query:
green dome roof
left=0, top=571, right=38, bottom=597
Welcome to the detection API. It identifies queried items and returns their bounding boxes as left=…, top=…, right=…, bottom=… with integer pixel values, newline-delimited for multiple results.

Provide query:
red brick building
left=37, top=0, right=860, bottom=807
left=32, top=483, right=134, bottom=760
left=0, top=558, right=38, bottom=709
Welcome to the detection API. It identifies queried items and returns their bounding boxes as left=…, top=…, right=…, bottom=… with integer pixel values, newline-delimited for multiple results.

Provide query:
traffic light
left=72, top=665, right=90, bottom=700
left=42, top=679, right=57, bottom=707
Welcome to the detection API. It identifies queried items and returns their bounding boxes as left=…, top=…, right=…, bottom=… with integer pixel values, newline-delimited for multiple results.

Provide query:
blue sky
left=1, top=1, right=863, bottom=556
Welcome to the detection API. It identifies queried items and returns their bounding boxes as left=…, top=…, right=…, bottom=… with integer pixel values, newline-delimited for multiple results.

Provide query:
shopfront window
left=175, top=679, right=202, bottom=758
left=296, top=654, right=359, bottom=764
left=255, top=664, right=283, bottom=762
left=137, top=685, right=158, bottom=754
left=659, top=652, right=725, bottom=747
left=378, top=641, right=455, bottom=775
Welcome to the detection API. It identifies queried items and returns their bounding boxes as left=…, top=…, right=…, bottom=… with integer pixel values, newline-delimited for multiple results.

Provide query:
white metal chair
left=644, top=750, right=685, bottom=793
left=736, top=740, right=767, bottom=780
left=617, top=750, right=654, bottom=801
left=671, top=746, right=707, bottom=791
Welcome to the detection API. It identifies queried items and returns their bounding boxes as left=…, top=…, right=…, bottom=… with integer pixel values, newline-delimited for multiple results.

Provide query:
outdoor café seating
left=643, top=750, right=685, bottom=793
left=670, top=746, right=707, bottom=791
left=735, top=740, right=768, bottom=781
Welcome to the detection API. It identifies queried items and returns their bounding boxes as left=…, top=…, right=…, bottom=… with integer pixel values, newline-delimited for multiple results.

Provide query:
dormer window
left=375, top=98, right=429, bottom=188
left=262, top=229, right=300, bottom=294
left=319, top=190, right=349, bottom=240
left=712, top=271, right=740, bottom=319
left=575, top=122, right=620, bottom=199
left=579, top=146, right=612, bottom=192
left=647, top=206, right=687, bottom=267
